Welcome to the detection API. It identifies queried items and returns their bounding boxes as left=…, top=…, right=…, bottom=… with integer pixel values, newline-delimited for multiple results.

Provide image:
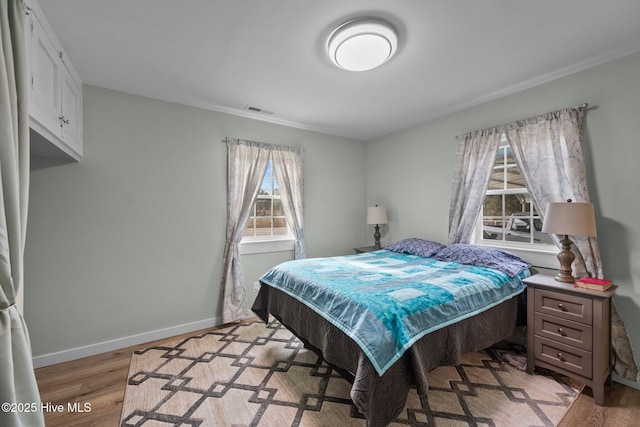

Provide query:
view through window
left=478, top=142, right=553, bottom=247
left=243, top=160, right=288, bottom=239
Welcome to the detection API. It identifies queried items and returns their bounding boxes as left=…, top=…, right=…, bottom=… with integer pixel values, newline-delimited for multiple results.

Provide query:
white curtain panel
left=220, top=140, right=271, bottom=323
left=221, top=140, right=306, bottom=323
left=505, top=105, right=638, bottom=381
left=271, top=147, right=306, bottom=259
left=448, top=128, right=502, bottom=244
left=504, top=106, right=599, bottom=278
left=0, top=0, right=45, bottom=425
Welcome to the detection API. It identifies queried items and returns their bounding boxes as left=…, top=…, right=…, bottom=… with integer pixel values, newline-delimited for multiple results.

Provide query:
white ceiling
left=37, top=0, right=640, bottom=141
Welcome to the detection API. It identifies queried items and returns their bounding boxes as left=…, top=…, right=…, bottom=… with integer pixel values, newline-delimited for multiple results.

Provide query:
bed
left=251, top=240, right=531, bottom=426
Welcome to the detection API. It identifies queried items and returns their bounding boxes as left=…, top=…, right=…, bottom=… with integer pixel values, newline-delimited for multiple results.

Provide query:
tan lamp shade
left=367, top=206, right=388, bottom=225
left=541, top=201, right=597, bottom=237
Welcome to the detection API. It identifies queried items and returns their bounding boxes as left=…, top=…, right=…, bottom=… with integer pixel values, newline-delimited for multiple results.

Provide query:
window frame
left=470, top=139, right=558, bottom=268
left=239, top=158, right=294, bottom=255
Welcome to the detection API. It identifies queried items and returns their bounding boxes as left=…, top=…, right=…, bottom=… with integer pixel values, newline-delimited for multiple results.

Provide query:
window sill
left=239, top=238, right=295, bottom=255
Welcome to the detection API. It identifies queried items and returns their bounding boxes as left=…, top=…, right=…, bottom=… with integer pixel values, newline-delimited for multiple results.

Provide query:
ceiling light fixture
left=327, top=18, right=398, bottom=72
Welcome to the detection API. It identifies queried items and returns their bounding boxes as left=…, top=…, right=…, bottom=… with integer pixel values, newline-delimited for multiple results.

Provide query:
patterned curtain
left=0, top=0, right=45, bottom=425
left=271, top=147, right=306, bottom=259
left=448, top=128, right=503, bottom=244
left=504, top=106, right=599, bottom=277
left=505, top=105, right=638, bottom=381
left=220, top=140, right=270, bottom=323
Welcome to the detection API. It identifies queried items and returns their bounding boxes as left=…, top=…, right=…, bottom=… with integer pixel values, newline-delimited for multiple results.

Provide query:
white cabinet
left=61, top=69, right=82, bottom=149
left=27, top=0, right=82, bottom=161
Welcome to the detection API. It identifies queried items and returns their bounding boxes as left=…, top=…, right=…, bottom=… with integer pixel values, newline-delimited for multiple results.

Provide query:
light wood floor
left=35, top=324, right=640, bottom=427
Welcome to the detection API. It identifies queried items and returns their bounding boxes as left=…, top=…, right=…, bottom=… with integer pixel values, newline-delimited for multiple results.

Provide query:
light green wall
left=367, top=52, right=640, bottom=388
left=24, top=86, right=367, bottom=357
left=25, top=53, right=640, bottom=390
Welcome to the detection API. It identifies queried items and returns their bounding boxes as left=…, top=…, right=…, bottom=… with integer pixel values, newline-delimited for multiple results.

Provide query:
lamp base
left=373, top=224, right=381, bottom=249
left=554, top=271, right=576, bottom=283
left=555, top=234, right=576, bottom=283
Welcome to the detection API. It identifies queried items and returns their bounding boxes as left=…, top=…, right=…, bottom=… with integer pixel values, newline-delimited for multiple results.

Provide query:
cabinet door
left=30, top=14, right=62, bottom=135
left=61, top=69, right=83, bottom=155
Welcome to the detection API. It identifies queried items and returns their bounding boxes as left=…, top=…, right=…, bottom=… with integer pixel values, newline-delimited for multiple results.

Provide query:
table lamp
left=367, top=205, right=388, bottom=249
left=541, top=199, right=597, bottom=283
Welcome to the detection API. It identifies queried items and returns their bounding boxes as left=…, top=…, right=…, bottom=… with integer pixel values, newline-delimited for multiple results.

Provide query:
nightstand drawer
left=534, top=289, right=593, bottom=325
left=534, top=313, right=593, bottom=351
left=534, top=336, right=592, bottom=378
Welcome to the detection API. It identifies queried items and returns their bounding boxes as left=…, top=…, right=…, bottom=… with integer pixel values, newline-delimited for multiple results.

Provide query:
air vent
left=244, top=105, right=274, bottom=115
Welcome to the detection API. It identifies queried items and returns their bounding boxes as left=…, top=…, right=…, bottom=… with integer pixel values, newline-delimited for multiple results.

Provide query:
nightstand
left=354, top=246, right=379, bottom=253
left=524, top=273, right=616, bottom=405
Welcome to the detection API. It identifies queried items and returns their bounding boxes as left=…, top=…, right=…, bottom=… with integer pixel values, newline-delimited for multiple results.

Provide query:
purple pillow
left=432, top=244, right=531, bottom=277
left=384, top=238, right=446, bottom=258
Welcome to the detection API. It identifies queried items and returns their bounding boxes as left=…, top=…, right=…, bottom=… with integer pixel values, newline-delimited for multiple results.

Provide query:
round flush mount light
left=327, top=18, right=398, bottom=72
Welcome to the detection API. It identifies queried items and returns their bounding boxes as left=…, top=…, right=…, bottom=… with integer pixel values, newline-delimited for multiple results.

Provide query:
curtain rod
left=453, top=102, right=589, bottom=141
left=222, top=138, right=305, bottom=153
left=222, top=137, right=268, bottom=144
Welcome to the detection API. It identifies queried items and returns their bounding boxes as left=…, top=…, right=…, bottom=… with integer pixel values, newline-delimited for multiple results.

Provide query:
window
left=243, top=160, right=289, bottom=239
left=473, top=141, right=554, bottom=252
left=239, top=159, right=294, bottom=255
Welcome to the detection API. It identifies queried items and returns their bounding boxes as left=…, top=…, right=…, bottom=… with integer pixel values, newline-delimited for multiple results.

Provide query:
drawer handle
left=557, top=303, right=566, bottom=311
left=557, top=352, right=565, bottom=362
left=557, top=327, right=567, bottom=336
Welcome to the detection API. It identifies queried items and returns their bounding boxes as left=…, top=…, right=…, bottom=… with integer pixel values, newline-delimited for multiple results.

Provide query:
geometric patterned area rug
left=120, top=320, right=582, bottom=427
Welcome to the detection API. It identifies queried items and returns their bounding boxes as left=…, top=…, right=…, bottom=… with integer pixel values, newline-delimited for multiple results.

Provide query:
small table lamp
left=541, top=199, right=597, bottom=283
left=367, top=205, right=388, bottom=249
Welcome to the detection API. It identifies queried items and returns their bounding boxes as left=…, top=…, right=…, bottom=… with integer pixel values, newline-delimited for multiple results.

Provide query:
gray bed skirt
left=252, top=284, right=519, bottom=427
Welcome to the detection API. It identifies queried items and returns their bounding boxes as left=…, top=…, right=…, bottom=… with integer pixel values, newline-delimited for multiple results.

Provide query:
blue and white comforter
left=259, top=249, right=529, bottom=376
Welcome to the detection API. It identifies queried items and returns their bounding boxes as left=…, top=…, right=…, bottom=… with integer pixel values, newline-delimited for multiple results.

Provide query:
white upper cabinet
left=27, top=0, right=83, bottom=161
left=60, top=62, right=82, bottom=151
left=30, top=12, right=61, bottom=134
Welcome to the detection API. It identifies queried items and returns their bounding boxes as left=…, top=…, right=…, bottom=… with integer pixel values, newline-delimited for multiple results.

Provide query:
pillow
left=384, top=238, right=446, bottom=258
left=432, top=244, right=531, bottom=277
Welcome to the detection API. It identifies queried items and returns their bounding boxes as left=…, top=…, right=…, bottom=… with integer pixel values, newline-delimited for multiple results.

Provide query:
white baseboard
left=32, top=316, right=222, bottom=368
